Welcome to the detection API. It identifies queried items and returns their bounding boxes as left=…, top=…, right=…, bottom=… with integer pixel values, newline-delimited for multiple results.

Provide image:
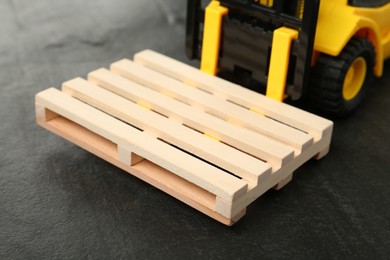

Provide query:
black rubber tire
left=310, top=37, right=375, bottom=117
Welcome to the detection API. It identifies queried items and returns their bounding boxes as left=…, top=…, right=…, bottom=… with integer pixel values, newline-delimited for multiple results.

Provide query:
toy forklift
left=186, top=0, right=390, bottom=116
left=37, top=0, right=390, bottom=225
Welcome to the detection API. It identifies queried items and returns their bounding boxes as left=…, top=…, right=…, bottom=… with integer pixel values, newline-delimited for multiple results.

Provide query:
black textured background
left=1, top=1, right=390, bottom=258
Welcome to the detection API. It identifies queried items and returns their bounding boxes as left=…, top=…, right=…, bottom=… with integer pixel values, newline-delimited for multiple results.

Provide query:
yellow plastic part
left=343, top=57, right=367, bottom=101
left=314, top=0, right=390, bottom=77
left=259, top=0, right=273, bottom=7
left=296, top=0, right=305, bottom=19
left=137, top=101, right=152, bottom=110
left=266, top=27, right=299, bottom=102
left=250, top=108, right=265, bottom=117
left=204, top=133, right=220, bottom=142
left=200, top=1, right=228, bottom=75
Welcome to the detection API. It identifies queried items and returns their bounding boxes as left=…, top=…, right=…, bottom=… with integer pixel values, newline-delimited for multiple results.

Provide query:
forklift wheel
left=310, top=37, right=375, bottom=117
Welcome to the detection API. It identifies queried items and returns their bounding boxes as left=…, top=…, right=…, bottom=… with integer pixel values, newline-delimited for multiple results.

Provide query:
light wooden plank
left=273, top=174, right=293, bottom=190
left=110, top=59, right=313, bottom=155
left=228, top=131, right=332, bottom=217
left=35, top=88, right=248, bottom=202
left=36, top=112, right=241, bottom=224
left=88, top=68, right=294, bottom=170
left=36, top=103, right=59, bottom=123
left=62, top=77, right=271, bottom=186
left=133, top=49, right=333, bottom=141
left=117, top=145, right=144, bottom=166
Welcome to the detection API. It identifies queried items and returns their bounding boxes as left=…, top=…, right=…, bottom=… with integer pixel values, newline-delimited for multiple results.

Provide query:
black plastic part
left=348, top=0, right=390, bottom=7
left=218, top=17, right=273, bottom=89
left=186, top=0, right=202, bottom=59
left=185, top=0, right=320, bottom=100
left=216, top=0, right=320, bottom=100
left=218, top=0, right=303, bottom=28
left=309, top=37, right=375, bottom=117
left=291, top=0, right=320, bottom=100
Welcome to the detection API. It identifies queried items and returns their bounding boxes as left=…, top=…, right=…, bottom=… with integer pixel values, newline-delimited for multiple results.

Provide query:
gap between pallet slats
left=61, top=77, right=272, bottom=187
left=88, top=68, right=294, bottom=170
left=110, top=59, right=313, bottom=155
left=133, top=49, right=333, bottom=142
left=35, top=88, right=248, bottom=203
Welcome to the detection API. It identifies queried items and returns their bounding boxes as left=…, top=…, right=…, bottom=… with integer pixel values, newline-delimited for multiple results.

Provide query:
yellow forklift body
left=266, top=27, right=299, bottom=101
left=315, top=0, right=390, bottom=77
left=200, top=1, right=228, bottom=75
left=198, top=0, right=390, bottom=110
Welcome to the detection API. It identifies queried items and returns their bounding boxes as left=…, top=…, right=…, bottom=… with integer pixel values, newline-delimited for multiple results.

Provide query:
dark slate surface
left=1, top=1, right=389, bottom=258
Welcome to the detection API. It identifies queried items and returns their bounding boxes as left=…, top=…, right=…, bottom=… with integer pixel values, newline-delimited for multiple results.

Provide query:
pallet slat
left=133, top=49, right=333, bottom=141
left=110, top=59, right=313, bottom=155
left=88, top=68, right=294, bottom=169
left=62, top=77, right=271, bottom=186
left=35, top=88, right=248, bottom=202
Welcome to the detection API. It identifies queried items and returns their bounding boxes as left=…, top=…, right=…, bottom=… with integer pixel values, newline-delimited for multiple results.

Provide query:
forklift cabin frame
left=186, top=0, right=321, bottom=100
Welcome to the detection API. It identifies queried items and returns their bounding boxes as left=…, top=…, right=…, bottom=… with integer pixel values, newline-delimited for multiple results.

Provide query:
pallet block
left=35, top=50, right=333, bottom=225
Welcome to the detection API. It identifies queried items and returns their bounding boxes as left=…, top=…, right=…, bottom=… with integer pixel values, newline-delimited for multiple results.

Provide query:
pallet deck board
left=36, top=88, right=248, bottom=202
left=62, top=77, right=271, bottom=186
left=89, top=68, right=294, bottom=169
left=35, top=50, right=333, bottom=225
left=134, top=49, right=333, bottom=141
left=111, top=59, right=314, bottom=154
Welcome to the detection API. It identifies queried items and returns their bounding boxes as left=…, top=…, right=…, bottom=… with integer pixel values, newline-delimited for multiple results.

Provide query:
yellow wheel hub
left=343, top=57, right=367, bottom=101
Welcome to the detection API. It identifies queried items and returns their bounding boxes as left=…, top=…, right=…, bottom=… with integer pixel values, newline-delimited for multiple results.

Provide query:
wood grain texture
left=89, top=68, right=294, bottom=170
left=36, top=109, right=241, bottom=225
left=62, top=77, right=271, bottom=187
left=110, top=59, right=313, bottom=155
left=35, top=88, right=248, bottom=203
left=133, top=49, right=333, bottom=142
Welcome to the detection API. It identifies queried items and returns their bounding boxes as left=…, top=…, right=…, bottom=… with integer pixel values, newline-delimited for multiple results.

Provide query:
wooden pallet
left=35, top=50, right=333, bottom=225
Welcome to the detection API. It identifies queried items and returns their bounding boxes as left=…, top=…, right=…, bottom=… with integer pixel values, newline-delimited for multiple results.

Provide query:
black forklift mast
left=186, top=0, right=320, bottom=100
left=350, top=0, right=390, bottom=7
left=186, top=0, right=202, bottom=60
